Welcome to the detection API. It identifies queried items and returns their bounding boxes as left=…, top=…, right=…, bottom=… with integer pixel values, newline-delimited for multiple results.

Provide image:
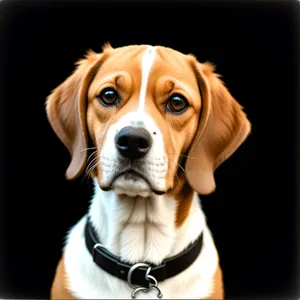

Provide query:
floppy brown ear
left=185, top=59, right=251, bottom=195
left=46, top=50, right=108, bottom=180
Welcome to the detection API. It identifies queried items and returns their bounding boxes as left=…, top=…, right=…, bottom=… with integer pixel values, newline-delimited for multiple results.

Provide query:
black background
left=0, top=0, right=299, bottom=299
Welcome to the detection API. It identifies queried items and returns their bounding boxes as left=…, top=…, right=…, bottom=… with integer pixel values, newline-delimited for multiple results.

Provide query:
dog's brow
left=115, top=75, right=125, bottom=88
left=164, top=80, right=175, bottom=94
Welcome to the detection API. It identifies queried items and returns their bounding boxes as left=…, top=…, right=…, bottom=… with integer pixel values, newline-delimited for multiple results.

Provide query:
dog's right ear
left=46, top=48, right=109, bottom=180
left=185, top=57, right=251, bottom=195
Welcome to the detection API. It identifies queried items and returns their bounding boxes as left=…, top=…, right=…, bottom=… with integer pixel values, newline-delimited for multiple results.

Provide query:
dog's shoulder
left=51, top=255, right=75, bottom=300
left=207, top=263, right=224, bottom=299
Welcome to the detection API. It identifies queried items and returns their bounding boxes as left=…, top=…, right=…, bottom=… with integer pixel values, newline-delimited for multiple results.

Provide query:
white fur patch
left=63, top=179, right=219, bottom=299
left=138, top=46, right=156, bottom=112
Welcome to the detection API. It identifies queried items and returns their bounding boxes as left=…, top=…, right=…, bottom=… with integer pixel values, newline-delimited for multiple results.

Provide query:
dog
left=46, top=43, right=251, bottom=299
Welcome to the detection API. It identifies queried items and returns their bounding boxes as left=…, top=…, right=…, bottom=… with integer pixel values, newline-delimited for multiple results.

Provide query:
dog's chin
left=112, top=174, right=152, bottom=198
left=100, top=172, right=166, bottom=197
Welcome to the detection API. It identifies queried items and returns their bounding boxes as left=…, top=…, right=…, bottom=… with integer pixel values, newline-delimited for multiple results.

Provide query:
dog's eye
left=97, top=88, right=120, bottom=106
left=167, top=94, right=189, bottom=114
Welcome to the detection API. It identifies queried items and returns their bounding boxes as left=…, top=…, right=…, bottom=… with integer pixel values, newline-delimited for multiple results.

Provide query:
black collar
left=84, top=217, right=203, bottom=287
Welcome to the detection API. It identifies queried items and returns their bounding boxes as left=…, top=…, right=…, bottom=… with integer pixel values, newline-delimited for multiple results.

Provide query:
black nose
left=115, top=126, right=152, bottom=159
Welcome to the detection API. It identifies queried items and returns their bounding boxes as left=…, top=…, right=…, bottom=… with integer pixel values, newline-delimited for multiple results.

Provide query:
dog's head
left=46, top=44, right=250, bottom=197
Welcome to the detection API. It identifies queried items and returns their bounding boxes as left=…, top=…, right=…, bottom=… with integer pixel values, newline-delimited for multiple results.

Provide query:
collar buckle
left=127, top=263, right=163, bottom=299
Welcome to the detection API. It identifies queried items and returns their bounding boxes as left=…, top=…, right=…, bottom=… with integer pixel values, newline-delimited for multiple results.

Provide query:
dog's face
left=86, top=45, right=201, bottom=197
left=46, top=44, right=251, bottom=197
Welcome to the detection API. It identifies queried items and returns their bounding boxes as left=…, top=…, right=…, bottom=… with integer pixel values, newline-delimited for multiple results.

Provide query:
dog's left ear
left=46, top=49, right=108, bottom=180
left=185, top=57, right=251, bottom=195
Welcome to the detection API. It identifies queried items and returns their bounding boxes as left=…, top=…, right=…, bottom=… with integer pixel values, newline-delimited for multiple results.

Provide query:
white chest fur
left=63, top=180, right=219, bottom=299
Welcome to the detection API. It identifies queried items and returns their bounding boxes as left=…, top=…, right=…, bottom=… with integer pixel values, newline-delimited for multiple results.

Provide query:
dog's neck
left=88, top=178, right=206, bottom=266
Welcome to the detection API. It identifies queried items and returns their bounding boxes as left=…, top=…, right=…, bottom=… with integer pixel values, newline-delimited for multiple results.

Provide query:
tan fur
left=167, top=169, right=194, bottom=227
left=51, top=256, right=75, bottom=299
left=207, top=264, right=224, bottom=299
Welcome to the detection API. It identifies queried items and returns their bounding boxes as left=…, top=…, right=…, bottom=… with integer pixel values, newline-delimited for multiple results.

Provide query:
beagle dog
left=46, top=43, right=251, bottom=299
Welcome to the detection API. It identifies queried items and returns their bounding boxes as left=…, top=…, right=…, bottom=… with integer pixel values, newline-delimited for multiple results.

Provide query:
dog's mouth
left=101, top=168, right=166, bottom=196
left=114, top=169, right=150, bottom=184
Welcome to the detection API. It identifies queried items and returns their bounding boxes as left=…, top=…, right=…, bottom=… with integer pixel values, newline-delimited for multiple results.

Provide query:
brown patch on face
left=168, top=169, right=194, bottom=227
left=85, top=46, right=149, bottom=181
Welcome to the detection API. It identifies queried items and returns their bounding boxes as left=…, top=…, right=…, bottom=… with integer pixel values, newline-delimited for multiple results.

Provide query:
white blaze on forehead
left=137, top=46, right=156, bottom=112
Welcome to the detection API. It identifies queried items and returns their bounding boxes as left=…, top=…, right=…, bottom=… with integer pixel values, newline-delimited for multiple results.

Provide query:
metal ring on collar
left=127, top=263, right=163, bottom=299
left=145, top=266, right=158, bottom=287
left=92, top=243, right=105, bottom=258
left=127, top=262, right=150, bottom=289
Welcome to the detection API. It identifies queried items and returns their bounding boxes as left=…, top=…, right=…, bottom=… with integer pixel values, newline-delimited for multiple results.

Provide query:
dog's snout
left=115, top=126, right=152, bottom=159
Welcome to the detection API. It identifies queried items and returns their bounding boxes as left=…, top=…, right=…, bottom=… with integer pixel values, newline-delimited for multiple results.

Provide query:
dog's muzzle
left=100, top=124, right=166, bottom=196
left=115, top=126, right=152, bottom=159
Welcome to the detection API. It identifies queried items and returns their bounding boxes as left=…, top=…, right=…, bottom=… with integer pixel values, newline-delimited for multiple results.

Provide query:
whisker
left=82, top=170, right=91, bottom=183
left=168, top=157, right=185, bottom=173
left=166, top=159, right=181, bottom=182
left=82, top=166, right=92, bottom=183
left=87, top=150, right=98, bottom=164
left=81, top=149, right=99, bottom=181
left=169, top=167, right=180, bottom=182
left=80, top=147, right=97, bottom=152
left=86, top=154, right=100, bottom=174
left=87, top=161, right=100, bottom=178
left=82, top=154, right=101, bottom=182
left=82, top=162, right=97, bottom=182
